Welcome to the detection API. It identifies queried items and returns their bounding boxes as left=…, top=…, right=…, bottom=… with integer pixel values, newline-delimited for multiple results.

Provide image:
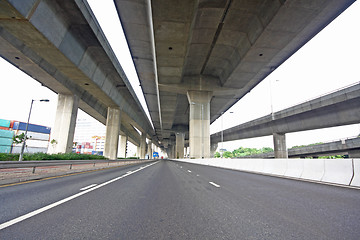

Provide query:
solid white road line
left=80, top=184, right=97, bottom=191
left=209, top=182, right=220, bottom=188
left=0, top=161, right=159, bottom=230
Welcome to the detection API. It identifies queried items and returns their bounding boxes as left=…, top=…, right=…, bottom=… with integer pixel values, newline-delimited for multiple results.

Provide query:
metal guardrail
left=0, top=159, right=153, bottom=169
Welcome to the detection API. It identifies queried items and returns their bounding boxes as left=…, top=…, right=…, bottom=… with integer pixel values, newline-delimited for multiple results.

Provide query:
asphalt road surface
left=0, top=160, right=359, bottom=239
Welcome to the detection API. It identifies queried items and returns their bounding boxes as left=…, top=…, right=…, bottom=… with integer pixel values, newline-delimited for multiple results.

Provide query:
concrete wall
left=172, top=158, right=360, bottom=188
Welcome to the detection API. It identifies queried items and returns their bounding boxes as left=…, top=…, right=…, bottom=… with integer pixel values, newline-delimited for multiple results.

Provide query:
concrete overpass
left=0, top=0, right=159, bottom=158
left=115, top=0, right=355, bottom=158
left=240, top=136, right=360, bottom=159
left=0, top=0, right=357, bottom=159
left=211, top=83, right=360, bottom=157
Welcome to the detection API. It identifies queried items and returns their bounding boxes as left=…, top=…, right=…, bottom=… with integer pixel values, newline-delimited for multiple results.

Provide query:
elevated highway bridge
left=211, top=83, right=360, bottom=157
left=240, top=136, right=360, bottom=159
left=0, top=0, right=357, bottom=159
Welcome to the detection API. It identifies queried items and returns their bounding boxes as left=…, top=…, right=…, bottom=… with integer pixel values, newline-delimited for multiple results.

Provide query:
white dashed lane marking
left=209, top=182, right=220, bottom=188
left=80, top=184, right=97, bottom=191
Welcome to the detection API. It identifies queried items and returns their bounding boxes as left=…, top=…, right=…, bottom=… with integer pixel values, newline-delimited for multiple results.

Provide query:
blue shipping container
left=0, top=145, right=11, bottom=153
left=0, top=137, right=13, bottom=146
left=92, top=151, right=103, bottom=156
left=0, top=119, right=10, bottom=128
left=12, top=122, right=51, bottom=134
left=0, top=129, right=14, bottom=139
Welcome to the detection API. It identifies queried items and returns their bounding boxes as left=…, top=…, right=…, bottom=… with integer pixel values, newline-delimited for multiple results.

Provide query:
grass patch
left=0, top=153, right=106, bottom=161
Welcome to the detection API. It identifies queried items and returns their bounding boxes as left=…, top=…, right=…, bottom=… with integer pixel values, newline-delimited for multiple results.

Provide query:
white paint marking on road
left=126, top=171, right=132, bottom=174
left=196, top=174, right=199, bottom=177
left=0, top=161, right=159, bottom=230
left=209, top=182, right=220, bottom=188
left=180, top=166, right=183, bottom=168
left=80, top=184, right=97, bottom=191
left=187, top=170, right=192, bottom=173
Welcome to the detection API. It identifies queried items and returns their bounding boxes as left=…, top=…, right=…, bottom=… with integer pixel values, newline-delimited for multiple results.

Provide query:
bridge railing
left=278, top=81, right=360, bottom=112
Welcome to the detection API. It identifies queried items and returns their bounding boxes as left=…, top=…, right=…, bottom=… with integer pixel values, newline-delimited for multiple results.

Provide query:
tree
left=223, top=151, right=233, bottom=158
left=13, top=133, right=31, bottom=144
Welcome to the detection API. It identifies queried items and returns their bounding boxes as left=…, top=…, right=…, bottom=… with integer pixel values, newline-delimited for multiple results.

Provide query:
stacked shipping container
left=0, top=119, right=13, bottom=153
left=0, top=118, right=51, bottom=154
left=12, top=121, right=51, bottom=154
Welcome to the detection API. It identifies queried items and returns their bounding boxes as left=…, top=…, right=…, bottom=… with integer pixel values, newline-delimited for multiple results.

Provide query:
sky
left=0, top=1, right=359, bottom=153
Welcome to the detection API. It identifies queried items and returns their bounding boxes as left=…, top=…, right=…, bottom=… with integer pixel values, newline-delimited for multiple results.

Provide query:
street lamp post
left=19, top=99, right=50, bottom=161
left=220, top=111, right=234, bottom=158
left=221, top=112, right=224, bottom=158
left=269, top=79, right=279, bottom=120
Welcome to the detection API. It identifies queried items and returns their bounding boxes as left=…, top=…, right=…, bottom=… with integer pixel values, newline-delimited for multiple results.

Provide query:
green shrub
left=0, top=152, right=106, bottom=161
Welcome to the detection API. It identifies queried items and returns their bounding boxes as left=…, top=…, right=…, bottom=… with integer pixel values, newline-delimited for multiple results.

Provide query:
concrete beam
left=0, top=0, right=156, bottom=146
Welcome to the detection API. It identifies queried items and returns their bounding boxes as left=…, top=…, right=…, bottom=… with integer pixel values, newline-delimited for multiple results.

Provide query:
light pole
left=221, top=112, right=224, bottom=158
left=19, top=99, right=50, bottom=161
left=220, top=111, right=234, bottom=158
left=269, top=79, right=279, bottom=120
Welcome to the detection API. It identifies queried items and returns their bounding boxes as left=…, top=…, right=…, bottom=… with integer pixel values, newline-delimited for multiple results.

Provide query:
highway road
left=0, top=160, right=359, bottom=239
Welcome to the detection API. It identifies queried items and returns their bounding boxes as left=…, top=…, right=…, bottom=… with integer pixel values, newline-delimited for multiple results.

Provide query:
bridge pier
left=187, top=91, right=212, bottom=159
left=118, top=134, right=127, bottom=158
left=104, top=107, right=121, bottom=159
left=349, top=149, right=360, bottom=158
left=139, top=132, right=146, bottom=159
left=147, top=140, right=153, bottom=159
left=48, top=94, right=79, bottom=154
left=171, top=144, right=176, bottom=159
left=176, top=132, right=185, bottom=159
left=210, top=143, right=218, bottom=157
left=273, top=133, right=288, bottom=158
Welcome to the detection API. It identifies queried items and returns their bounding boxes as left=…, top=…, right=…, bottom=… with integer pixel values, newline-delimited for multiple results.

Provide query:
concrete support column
left=210, top=143, right=218, bottom=157
left=172, top=144, right=176, bottom=158
left=273, top=133, right=288, bottom=158
left=176, top=132, right=185, bottom=159
left=348, top=150, right=360, bottom=158
left=140, top=132, right=146, bottom=159
left=118, top=134, right=127, bottom=158
left=187, top=91, right=212, bottom=159
left=48, top=94, right=79, bottom=154
left=104, top=107, right=121, bottom=159
left=167, top=144, right=175, bottom=159
left=137, top=146, right=141, bottom=158
left=147, top=140, right=153, bottom=159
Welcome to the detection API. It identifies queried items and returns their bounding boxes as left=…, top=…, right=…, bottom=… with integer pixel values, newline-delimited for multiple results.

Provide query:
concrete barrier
left=300, top=159, right=325, bottom=181
left=321, top=159, right=353, bottom=185
left=271, top=159, right=287, bottom=176
left=252, top=159, right=264, bottom=173
left=170, top=158, right=359, bottom=188
left=237, top=159, right=252, bottom=171
left=350, top=159, right=360, bottom=187
left=284, top=159, right=304, bottom=178
left=262, top=160, right=274, bottom=174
